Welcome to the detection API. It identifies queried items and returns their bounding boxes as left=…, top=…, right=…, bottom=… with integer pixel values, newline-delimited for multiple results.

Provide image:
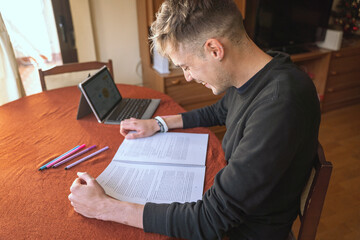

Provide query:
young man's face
left=167, top=44, right=232, bottom=95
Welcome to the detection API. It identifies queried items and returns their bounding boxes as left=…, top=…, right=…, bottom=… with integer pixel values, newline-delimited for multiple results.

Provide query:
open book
left=96, top=132, right=208, bottom=204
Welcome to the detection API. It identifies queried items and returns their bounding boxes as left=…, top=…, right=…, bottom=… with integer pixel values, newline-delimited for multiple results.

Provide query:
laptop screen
left=81, top=67, right=122, bottom=120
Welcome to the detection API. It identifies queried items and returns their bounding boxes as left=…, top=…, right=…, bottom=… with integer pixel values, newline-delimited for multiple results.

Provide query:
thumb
left=77, top=172, right=95, bottom=184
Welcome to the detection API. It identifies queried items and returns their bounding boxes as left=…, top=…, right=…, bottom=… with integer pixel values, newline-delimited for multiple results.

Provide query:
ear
left=203, top=39, right=224, bottom=61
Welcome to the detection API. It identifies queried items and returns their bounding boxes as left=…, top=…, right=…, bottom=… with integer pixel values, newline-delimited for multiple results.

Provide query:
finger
left=119, top=127, right=130, bottom=137
left=68, top=192, right=78, bottom=201
left=70, top=199, right=81, bottom=207
left=70, top=178, right=82, bottom=192
left=121, top=118, right=139, bottom=131
left=122, top=119, right=141, bottom=128
left=125, top=132, right=143, bottom=139
left=120, top=118, right=135, bottom=125
left=120, top=122, right=136, bottom=136
left=77, top=172, right=95, bottom=184
left=68, top=191, right=85, bottom=206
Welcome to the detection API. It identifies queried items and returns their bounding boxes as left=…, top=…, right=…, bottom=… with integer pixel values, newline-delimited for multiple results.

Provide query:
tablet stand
left=76, top=92, right=92, bottom=120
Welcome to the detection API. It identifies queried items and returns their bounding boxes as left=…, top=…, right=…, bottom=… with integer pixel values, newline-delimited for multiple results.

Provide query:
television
left=244, top=0, right=334, bottom=54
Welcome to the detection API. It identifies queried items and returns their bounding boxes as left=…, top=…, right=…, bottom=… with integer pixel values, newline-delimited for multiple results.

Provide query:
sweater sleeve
left=181, top=92, right=229, bottom=129
left=143, top=96, right=316, bottom=239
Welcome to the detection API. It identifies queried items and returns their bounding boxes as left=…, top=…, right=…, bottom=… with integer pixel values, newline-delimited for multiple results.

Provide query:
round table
left=0, top=84, right=226, bottom=240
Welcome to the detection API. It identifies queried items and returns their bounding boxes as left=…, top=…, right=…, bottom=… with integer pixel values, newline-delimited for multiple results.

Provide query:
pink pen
left=46, top=144, right=86, bottom=168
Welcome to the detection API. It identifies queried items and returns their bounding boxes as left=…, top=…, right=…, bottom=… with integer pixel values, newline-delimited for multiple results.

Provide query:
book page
left=97, top=160, right=205, bottom=204
left=113, top=132, right=208, bottom=166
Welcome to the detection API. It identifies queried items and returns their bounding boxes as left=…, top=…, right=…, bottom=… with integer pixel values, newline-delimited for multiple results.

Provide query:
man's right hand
left=120, top=118, right=159, bottom=139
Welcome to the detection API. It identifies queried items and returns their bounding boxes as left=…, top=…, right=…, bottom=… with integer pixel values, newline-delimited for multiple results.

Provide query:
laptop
left=77, top=66, right=160, bottom=124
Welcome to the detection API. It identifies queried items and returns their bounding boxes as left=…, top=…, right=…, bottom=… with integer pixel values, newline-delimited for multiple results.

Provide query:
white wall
left=69, top=0, right=97, bottom=62
left=89, top=0, right=142, bottom=85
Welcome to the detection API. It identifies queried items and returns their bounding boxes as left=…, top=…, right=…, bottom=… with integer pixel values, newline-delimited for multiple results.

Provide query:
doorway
left=0, top=0, right=77, bottom=95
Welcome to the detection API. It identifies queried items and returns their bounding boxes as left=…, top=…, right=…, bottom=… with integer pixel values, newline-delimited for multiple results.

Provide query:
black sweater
left=143, top=52, right=321, bottom=240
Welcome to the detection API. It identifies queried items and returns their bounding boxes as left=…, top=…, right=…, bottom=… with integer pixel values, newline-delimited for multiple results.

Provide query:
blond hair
left=150, top=0, right=245, bottom=56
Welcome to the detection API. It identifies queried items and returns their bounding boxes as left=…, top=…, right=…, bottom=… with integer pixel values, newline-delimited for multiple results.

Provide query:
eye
left=183, top=66, right=189, bottom=71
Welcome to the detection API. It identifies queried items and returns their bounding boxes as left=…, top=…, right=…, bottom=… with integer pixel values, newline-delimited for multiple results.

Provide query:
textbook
left=96, top=132, right=208, bottom=204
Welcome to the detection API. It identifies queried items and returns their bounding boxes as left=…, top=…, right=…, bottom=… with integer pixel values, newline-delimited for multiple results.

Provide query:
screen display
left=82, top=68, right=121, bottom=120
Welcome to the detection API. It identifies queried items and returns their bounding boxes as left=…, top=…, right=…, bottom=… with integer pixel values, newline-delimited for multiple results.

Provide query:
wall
left=70, top=0, right=142, bottom=85
left=89, top=0, right=142, bottom=85
left=69, top=0, right=97, bottom=62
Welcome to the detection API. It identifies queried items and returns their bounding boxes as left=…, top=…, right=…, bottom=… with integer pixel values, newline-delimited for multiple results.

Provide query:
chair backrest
left=38, top=60, right=113, bottom=91
left=297, top=143, right=332, bottom=240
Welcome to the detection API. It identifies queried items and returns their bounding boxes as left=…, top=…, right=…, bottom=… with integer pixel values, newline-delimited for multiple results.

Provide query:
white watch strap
left=155, top=116, right=168, bottom=132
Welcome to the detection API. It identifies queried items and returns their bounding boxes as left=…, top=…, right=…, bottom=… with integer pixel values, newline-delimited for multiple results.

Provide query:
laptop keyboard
left=108, top=99, right=151, bottom=122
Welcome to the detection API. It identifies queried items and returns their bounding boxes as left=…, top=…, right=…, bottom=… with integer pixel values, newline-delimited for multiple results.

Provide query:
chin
left=211, top=89, right=219, bottom=95
left=211, top=87, right=226, bottom=95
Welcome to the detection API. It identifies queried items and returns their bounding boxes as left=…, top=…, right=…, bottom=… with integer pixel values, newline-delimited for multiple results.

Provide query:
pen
left=46, top=144, right=86, bottom=168
left=65, top=146, right=109, bottom=170
left=39, top=146, right=79, bottom=171
left=52, top=145, right=96, bottom=168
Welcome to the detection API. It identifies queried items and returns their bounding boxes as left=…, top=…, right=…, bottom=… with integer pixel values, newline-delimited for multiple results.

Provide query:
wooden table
left=0, top=84, right=226, bottom=239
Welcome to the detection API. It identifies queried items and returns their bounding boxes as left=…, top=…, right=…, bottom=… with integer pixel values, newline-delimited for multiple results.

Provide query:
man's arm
left=120, top=93, right=229, bottom=140
left=181, top=95, right=229, bottom=129
left=120, top=114, right=183, bottom=139
left=69, top=115, right=184, bottom=226
left=68, top=172, right=144, bottom=229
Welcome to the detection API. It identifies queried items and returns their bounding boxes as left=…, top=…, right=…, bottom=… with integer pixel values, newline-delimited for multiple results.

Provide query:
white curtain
left=0, top=12, right=25, bottom=106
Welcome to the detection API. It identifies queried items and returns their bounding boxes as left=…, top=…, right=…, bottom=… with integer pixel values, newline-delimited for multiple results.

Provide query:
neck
left=226, top=39, right=272, bottom=88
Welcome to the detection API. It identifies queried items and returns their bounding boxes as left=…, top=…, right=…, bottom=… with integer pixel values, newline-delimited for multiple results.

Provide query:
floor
left=291, top=103, right=360, bottom=239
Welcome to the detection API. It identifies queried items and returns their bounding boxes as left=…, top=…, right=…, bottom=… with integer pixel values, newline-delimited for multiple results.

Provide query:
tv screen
left=244, top=0, right=334, bottom=53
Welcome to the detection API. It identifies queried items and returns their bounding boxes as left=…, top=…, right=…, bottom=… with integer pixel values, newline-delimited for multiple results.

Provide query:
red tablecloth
left=0, top=84, right=226, bottom=240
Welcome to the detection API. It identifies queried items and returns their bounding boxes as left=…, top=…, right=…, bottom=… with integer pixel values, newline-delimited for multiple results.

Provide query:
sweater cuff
left=181, top=111, right=200, bottom=129
left=143, top=202, right=169, bottom=235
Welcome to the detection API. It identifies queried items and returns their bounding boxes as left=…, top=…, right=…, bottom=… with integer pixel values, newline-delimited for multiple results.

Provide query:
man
left=68, top=0, right=321, bottom=239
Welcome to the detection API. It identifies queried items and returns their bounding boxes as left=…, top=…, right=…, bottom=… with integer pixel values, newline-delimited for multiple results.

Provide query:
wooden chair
left=289, top=143, right=333, bottom=240
left=38, top=60, right=113, bottom=91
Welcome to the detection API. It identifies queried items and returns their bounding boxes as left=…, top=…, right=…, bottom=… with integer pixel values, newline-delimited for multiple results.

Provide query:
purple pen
left=65, top=146, right=109, bottom=170
left=53, top=145, right=97, bottom=168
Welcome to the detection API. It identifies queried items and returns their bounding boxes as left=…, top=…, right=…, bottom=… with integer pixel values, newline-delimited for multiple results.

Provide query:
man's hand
left=120, top=115, right=184, bottom=139
left=68, top=172, right=145, bottom=228
left=120, top=118, right=159, bottom=139
left=68, top=172, right=112, bottom=220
